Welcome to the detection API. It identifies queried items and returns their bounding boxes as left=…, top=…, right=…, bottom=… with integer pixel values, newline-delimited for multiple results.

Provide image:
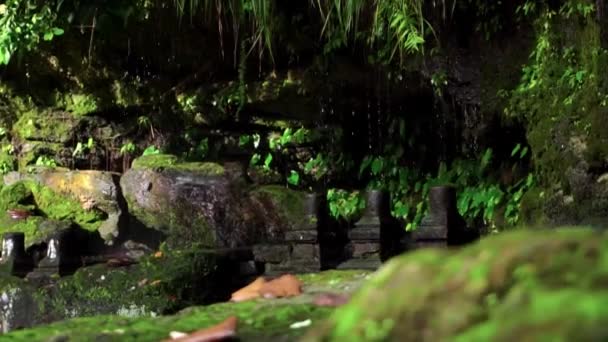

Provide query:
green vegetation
left=305, top=228, right=608, bottom=341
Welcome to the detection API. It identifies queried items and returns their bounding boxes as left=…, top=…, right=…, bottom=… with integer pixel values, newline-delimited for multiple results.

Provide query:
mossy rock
left=121, top=156, right=268, bottom=248
left=13, top=111, right=79, bottom=145
left=131, top=154, right=224, bottom=175
left=3, top=270, right=371, bottom=341
left=0, top=181, right=105, bottom=246
left=4, top=170, right=125, bottom=242
left=250, top=185, right=309, bottom=233
left=0, top=246, right=221, bottom=332
left=303, top=228, right=608, bottom=341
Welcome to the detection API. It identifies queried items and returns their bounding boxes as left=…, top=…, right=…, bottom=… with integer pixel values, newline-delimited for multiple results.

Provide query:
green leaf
left=263, top=153, right=273, bottom=170
left=287, top=170, right=300, bottom=186
left=52, top=27, right=64, bottom=36
left=511, top=143, right=521, bottom=157
left=359, top=156, right=373, bottom=176
left=371, top=158, right=384, bottom=175
left=43, top=32, right=54, bottom=41
left=249, top=153, right=261, bottom=166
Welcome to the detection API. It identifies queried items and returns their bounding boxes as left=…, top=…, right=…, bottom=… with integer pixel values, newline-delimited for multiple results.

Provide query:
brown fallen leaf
left=259, top=274, right=302, bottom=299
left=230, top=277, right=266, bottom=302
left=313, top=293, right=350, bottom=307
left=164, top=316, right=238, bottom=342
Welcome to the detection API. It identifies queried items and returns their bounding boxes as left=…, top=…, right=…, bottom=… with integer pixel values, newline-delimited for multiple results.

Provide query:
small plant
left=327, top=189, right=366, bottom=221
left=142, top=145, right=161, bottom=156
left=120, top=141, right=137, bottom=172
left=137, top=115, right=156, bottom=139
left=287, top=170, right=300, bottom=186
left=0, top=161, right=12, bottom=175
left=34, top=155, right=57, bottom=168
left=73, top=137, right=95, bottom=157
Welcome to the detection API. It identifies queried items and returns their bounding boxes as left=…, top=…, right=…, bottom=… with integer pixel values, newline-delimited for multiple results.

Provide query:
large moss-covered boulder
left=4, top=170, right=125, bottom=243
left=0, top=246, right=221, bottom=332
left=0, top=172, right=115, bottom=246
left=304, top=228, right=608, bottom=341
left=121, top=154, right=269, bottom=248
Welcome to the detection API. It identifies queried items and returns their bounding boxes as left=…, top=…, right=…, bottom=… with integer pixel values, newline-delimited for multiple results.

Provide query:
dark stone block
left=291, top=243, right=320, bottom=261
left=350, top=242, right=381, bottom=258
left=0, top=233, right=34, bottom=277
left=253, top=244, right=291, bottom=263
left=348, top=227, right=381, bottom=241
left=285, top=230, right=317, bottom=242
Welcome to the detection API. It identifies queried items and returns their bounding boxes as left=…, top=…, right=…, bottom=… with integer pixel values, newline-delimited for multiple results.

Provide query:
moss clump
left=12, top=111, right=78, bottom=144
left=131, top=154, right=224, bottom=176
left=0, top=216, right=47, bottom=246
left=0, top=182, right=34, bottom=212
left=304, top=228, right=608, bottom=341
left=60, top=93, right=99, bottom=116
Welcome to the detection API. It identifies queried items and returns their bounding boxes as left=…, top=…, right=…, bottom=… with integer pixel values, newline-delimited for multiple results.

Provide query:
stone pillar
left=254, top=193, right=323, bottom=275
left=337, top=190, right=389, bottom=270
left=411, top=186, right=469, bottom=248
left=0, top=233, right=33, bottom=277
left=27, top=230, right=81, bottom=279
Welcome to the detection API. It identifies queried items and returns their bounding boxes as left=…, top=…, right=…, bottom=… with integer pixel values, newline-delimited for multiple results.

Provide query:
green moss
left=304, top=228, right=608, bottom=341
left=29, top=182, right=104, bottom=231
left=0, top=181, right=105, bottom=242
left=62, top=93, right=99, bottom=116
left=4, top=300, right=332, bottom=342
left=0, top=182, right=34, bottom=211
left=299, top=270, right=371, bottom=288
left=0, top=216, right=47, bottom=246
left=13, top=111, right=78, bottom=144
left=131, top=154, right=224, bottom=176
left=518, top=187, right=548, bottom=226
left=509, top=7, right=606, bottom=179
left=40, top=246, right=217, bottom=319
left=1, top=267, right=375, bottom=341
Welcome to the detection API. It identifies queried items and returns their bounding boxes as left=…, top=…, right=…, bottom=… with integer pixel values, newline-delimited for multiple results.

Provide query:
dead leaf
left=150, top=279, right=162, bottom=286
left=259, top=274, right=302, bottom=299
left=230, top=277, right=266, bottom=302
left=164, top=316, right=238, bottom=342
left=154, top=251, right=163, bottom=258
left=313, top=293, right=350, bottom=307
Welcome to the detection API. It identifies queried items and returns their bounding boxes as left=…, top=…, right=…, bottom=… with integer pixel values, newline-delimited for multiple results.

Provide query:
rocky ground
left=2, top=227, right=606, bottom=342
